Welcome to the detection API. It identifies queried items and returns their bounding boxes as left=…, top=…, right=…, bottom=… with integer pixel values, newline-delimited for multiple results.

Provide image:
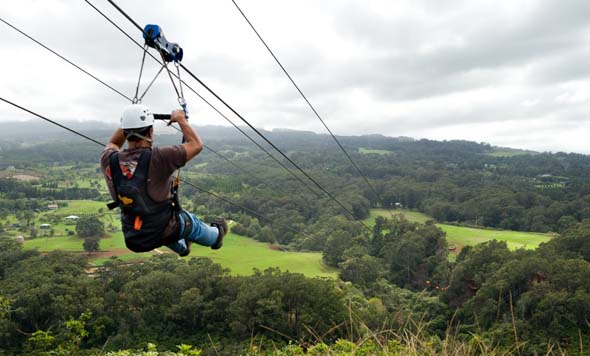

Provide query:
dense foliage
left=3, top=219, right=590, bottom=354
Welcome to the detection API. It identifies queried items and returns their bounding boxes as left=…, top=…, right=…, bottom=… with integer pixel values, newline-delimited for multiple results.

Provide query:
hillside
left=2, top=125, right=590, bottom=355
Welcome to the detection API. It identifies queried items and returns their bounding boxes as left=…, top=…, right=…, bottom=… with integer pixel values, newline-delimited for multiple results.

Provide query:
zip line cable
left=102, top=0, right=372, bottom=231
left=0, top=17, right=132, bottom=102
left=83, top=0, right=320, bottom=197
left=166, top=123, right=255, bottom=176
left=230, top=0, right=385, bottom=205
left=0, top=97, right=105, bottom=146
left=0, top=16, right=257, bottom=179
left=4, top=0, right=368, bottom=231
left=0, top=96, right=306, bottom=237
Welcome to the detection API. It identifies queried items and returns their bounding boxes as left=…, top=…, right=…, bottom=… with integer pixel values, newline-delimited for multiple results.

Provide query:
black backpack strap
left=134, top=150, right=152, bottom=186
left=107, top=152, right=122, bottom=210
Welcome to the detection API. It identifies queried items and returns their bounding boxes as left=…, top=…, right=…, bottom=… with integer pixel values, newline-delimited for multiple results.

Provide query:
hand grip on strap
left=153, top=113, right=171, bottom=121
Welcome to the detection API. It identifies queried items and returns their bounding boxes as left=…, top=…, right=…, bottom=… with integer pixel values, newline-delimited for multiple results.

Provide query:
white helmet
left=120, top=104, right=154, bottom=129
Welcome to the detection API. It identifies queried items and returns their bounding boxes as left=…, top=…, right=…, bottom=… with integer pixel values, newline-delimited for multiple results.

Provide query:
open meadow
left=19, top=200, right=337, bottom=278
left=365, top=208, right=553, bottom=258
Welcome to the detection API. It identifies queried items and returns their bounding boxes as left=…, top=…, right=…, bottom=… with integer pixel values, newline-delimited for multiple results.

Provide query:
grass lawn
left=364, top=208, right=432, bottom=225
left=90, top=253, right=153, bottom=266
left=439, top=224, right=551, bottom=250
left=21, top=200, right=336, bottom=278
left=359, top=147, right=394, bottom=155
left=366, top=209, right=553, bottom=256
left=24, top=231, right=127, bottom=252
left=26, top=232, right=336, bottom=278
left=486, top=148, right=535, bottom=157
left=53, top=200, right=107, bottom=215
left=187, top=233, right=337, bottom=278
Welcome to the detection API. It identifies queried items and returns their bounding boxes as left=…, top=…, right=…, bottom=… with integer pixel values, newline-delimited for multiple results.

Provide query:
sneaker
left=210, top=219, right=227, bottom=250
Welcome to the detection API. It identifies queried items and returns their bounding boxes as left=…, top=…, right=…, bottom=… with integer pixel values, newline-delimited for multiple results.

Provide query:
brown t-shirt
left=100, top=145, right=187, bottom=242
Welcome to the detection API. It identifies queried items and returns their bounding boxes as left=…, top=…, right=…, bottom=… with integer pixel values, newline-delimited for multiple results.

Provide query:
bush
left=76, top=216, right=104, bottom=238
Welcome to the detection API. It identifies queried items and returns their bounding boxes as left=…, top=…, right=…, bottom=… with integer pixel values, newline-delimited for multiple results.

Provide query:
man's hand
left=168, top=109, right=187, bottom=126
left=171, top=108, right=203, bottom=161
left=106, top=128, right=125, bottom=151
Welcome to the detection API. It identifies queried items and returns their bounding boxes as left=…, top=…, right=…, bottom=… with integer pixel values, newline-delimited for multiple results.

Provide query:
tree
left=23, top=211, right=34, bottom=227
left=443, top=240, right=513, bottom=307
left=351, top=198, right=370, bottom=220
left=557, top=215, right=577, bottom=233
left=322, top=231, right=352, bottom=267
left=258, top=226, right=275, bottom=243
left=83, top=236, right=100, bottom=254
left=339, top=255, right=383, bottom=288
left=76, top=216, right=103, bottom=238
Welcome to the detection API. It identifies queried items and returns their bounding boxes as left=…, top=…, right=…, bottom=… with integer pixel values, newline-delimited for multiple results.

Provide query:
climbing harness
left=107, top=150, right=176, bottom=252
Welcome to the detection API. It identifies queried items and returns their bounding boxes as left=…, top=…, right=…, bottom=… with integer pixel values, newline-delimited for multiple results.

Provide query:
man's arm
left=169, top=109, right=203, bottom=161
left=106, top=128, right=126, bottom=151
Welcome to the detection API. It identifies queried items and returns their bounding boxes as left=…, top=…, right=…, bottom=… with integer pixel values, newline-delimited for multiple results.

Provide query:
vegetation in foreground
left=2, top=217, right=590, bottom=355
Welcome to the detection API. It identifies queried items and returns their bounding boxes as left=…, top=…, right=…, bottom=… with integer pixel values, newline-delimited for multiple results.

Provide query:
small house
left=15, top=236, right=24, bottom=244
left=40, top=223, right=51, bottom=229
left=64, top=215, right=79, bottom=224
left=47, top=204, right=58, bottom=210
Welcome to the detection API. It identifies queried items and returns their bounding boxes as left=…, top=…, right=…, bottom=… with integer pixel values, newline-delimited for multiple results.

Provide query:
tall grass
left=238, top=302, right=575, bottom=356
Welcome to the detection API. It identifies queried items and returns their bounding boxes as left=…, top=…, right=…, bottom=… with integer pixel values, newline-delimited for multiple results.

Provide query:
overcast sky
left=1, top=0, right=589, bottom=153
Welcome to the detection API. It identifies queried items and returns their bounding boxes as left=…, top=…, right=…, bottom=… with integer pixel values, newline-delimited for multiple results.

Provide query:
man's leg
left=166, top=238, right=189, bottom=256
left=179, top=210, right=219, bottom=247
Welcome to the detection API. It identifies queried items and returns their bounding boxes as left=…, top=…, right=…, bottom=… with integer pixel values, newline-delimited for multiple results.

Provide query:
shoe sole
left=211, top=220, right=227, bottom=250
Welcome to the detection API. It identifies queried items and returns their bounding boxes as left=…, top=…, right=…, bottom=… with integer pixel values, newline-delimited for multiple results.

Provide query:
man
left=100, top=104, right=226, bottom=256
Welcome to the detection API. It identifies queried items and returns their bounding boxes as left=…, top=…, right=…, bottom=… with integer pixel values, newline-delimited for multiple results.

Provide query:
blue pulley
left=143, top=24, right=183, bottom=62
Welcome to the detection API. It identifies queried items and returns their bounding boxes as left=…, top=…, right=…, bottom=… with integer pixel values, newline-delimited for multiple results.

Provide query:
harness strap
left=107, top=152, right=123, bottom=210
left=171, top=176, right=181, bottom=212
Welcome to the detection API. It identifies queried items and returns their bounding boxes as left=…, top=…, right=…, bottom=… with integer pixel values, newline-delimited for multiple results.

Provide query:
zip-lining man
left=100, top=104, right=227, bottom=256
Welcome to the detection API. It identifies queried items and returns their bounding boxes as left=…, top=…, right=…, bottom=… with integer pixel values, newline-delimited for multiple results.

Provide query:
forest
left=1, top=124, right=590, bottom=355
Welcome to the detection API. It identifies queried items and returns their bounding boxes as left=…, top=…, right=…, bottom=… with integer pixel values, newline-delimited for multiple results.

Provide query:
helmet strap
left=127, top=132, right=153, bottom=143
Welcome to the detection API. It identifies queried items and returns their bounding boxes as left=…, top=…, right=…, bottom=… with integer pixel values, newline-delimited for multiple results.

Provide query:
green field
left=24, top=231, right=127, bottom=252
left=24, top=231, right=336, bottom=278
left=19, top=201, right=336, bottom=278
left=439, top=225, right=551, bottom=250
left=364, top=209, right=432, bottom=225
left=359, top=147, right=394, bottom=155
left=486, top=148, right=536, bottom=157
left=366, top=209, right=553, bottom=253
left=3, top=200, right=117, bottom=240
left=13, top=202, right=553, bottom=275
left=50, top=200, right=108, bottom=215
left=188, top=234, right=337, bottom=278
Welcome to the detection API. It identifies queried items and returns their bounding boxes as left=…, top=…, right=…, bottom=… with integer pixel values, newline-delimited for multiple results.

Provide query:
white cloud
left=0, top=0, right=589, bottom=153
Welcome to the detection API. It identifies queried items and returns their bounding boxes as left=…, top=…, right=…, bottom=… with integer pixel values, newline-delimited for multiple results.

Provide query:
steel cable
left=102, top=0, right=372, bottom=231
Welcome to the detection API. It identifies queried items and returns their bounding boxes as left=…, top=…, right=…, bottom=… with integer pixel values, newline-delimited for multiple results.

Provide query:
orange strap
left=134, top=216, right=143, bottom=231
